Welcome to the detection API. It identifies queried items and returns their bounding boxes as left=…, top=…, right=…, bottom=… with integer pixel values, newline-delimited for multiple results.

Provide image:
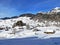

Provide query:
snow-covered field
left=0, top=17, right=60, bottom=39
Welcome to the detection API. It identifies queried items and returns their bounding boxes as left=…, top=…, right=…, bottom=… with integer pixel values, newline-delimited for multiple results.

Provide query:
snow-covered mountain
left=0, top=7, right=60, bottom=39
left=51, top=7, right=60, bottom=12
left=49, top=7, right=60, bottom=14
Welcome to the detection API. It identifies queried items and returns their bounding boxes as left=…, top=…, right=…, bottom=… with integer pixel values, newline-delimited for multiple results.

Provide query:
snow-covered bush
left=12, top=20, right=26, bottom=28
left=11, top=28, right=17, bottom=34
left=33, top=28, right=40, bottom=32
left=26, top=24, right=30, bottom=29
left=5, top=27, right=11, bottom=31
left=0, top=27, right=4, bottom=30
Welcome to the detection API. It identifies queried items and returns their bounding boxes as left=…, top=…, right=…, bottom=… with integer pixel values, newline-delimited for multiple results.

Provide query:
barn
left=44, top=29, right=55, bottom=34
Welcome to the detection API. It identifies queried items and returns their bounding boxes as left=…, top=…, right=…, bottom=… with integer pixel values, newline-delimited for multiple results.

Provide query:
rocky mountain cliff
left=32, top=7, right=60, bottom=21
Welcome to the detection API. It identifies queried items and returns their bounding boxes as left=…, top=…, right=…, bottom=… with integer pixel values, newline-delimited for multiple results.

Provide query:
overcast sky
left=0, top=0, right=60, bottom=18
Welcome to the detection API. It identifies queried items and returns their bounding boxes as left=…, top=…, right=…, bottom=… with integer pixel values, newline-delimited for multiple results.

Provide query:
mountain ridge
left=0, top=7, right=60, bottom=21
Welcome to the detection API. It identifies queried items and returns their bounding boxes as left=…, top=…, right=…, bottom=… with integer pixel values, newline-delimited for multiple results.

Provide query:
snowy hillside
left=0, top=16, right=60, bottom=39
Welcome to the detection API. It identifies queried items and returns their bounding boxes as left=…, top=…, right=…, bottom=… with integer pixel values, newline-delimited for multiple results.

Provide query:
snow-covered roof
left=44, top=29, right=54, bottom=32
